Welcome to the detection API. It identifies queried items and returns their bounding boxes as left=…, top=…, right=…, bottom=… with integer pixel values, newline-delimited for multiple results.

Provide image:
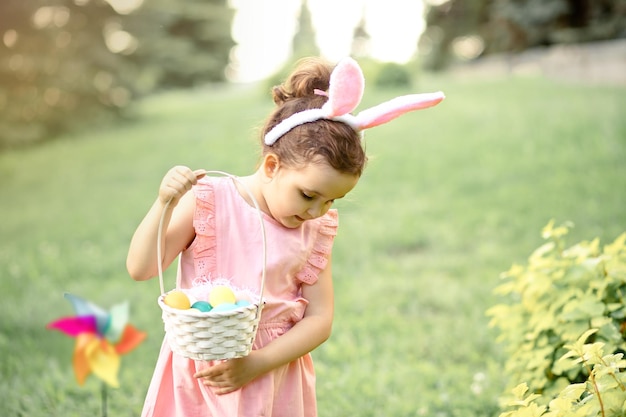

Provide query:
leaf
left=594, top=372, right=621, bottom=392
left=562, top=329, right=599, bottom=357
left=541, top=220, right=573, bottom=240
left=562, top=239, right=600, bottom=262
left=558, top=382, right=587, bottom=401
left=500, top=263, right=525, bottom=280
left=504, top=383, right=543, bottom=408
left=603, top=232, right=626, bottom=256
left=580, top=342, right=605, bottom=364
left=547, top=396, right=574, bottom=413
left=602, top=353, right=626, bottom=371
left=529, top=242, right=557, bottom=264
left=541, top=219, right=556, bottom=239
left=561, top=297, right=605, bottom=321
left=554, top=354, right=583, bottom=374
left=512, top=383, right=530, bottom=399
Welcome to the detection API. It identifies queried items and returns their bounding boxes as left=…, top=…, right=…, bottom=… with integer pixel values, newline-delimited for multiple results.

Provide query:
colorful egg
left=211, top=303, right=238, bottom=313
left=163, top=290, right=191, bottom=310
left=209, top=286, right=236, bottom=307
left=235, top=299, right=251, bottom=308
left=191, top=301, right=212, bottom=312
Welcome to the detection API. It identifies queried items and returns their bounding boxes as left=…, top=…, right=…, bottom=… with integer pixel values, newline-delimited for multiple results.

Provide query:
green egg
left=191, top=301, right=212, bottom=312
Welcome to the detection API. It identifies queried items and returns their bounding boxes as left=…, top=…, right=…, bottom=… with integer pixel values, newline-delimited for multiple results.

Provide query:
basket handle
left=156, top=170, right=267, bottom=315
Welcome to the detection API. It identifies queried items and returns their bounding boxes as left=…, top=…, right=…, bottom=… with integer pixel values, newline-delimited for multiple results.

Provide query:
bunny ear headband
left=264, top=57, right=445, bottom=146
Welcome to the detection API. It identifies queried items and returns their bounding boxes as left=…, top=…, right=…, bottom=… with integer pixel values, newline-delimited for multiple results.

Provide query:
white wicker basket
left=156, top=170, right=266, bottom=361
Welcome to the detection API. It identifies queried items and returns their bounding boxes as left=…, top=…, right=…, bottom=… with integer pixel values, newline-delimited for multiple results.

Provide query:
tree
left=351, top=12, right=371, bottom=59
left=420, top=0, right=626, bottom=70
left=0, top=0, right=235, bottom=148
left=420, top=0, right=491, bottom=70
left=0, top=0, right=127, bottom=146
left=125, top=0, right=235, bottom=90
left=292, top=0, right=319, bottom=59
left=488, top=0, right=626, bottom=50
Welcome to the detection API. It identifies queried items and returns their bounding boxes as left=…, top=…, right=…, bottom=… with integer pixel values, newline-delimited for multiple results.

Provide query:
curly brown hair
left=261, top=57, right=367, bottom=177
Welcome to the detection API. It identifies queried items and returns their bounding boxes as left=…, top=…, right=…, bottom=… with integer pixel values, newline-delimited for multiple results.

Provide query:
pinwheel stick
left=101, top=382, right=108, bottom=417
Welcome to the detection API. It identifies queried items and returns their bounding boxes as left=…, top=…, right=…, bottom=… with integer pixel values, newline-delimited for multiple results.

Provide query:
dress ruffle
left=191, top=178, right=217, bottom=280
left=295, top=210, right=338, bottom=285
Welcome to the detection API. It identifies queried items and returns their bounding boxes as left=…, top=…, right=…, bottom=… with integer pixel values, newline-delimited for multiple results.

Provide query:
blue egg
left=191, top=301, right=213, bottom=312
left=235, top=300, right=251, bottom=308
left=211, top=303, right=238, bottom=313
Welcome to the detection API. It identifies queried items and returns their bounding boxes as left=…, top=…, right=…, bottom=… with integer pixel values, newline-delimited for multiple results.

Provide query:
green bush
left=487, top=221, right=626, bottom=416
left=374, top=62, right=413, bottom=88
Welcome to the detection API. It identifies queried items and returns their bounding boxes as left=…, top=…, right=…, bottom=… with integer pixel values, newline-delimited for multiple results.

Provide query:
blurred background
left=1, top=0, right=624, bottom=148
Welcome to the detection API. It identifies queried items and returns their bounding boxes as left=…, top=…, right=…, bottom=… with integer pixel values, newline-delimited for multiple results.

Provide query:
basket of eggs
left=156, top=171, right=266, bottom=361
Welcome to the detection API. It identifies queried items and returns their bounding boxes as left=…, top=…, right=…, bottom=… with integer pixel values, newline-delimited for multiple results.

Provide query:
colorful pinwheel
left=47, top=293, right=146, bottom=388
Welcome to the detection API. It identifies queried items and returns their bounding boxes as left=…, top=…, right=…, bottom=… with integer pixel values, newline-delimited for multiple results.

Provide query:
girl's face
left=262, top=157, right=359, bottom=229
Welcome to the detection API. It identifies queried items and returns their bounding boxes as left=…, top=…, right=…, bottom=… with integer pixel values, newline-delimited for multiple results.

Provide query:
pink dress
left=141, top=176, right=338, bottom=417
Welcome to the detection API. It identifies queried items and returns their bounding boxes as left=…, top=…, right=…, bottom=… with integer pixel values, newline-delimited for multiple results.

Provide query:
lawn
left=0, top=74, right=624, bottom=417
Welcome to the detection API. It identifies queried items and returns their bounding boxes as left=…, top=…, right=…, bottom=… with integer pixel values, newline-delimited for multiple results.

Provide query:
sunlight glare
left=230, top=0, right=426, bottom=82
left=105, top=0, right=144, bottom=15
left=230, top=0, right=301, bottom=82
left=3, top=30, right=18, bottom=48
left=363, top=0, right=424, bottom=62
left=104, top=22, right=138, bottom=54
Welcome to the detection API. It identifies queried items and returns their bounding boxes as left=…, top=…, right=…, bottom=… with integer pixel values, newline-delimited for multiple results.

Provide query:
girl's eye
left=301, top=192, right=314, bottom=201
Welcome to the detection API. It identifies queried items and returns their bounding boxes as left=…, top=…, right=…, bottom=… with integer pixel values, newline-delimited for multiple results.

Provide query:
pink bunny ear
left=322, top=57, right=364, bottom=117
left=354, top=92, right=445, bottom=130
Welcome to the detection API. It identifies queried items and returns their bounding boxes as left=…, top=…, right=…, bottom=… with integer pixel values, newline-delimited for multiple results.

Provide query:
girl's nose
left=306, top=203, right=325, bottom=219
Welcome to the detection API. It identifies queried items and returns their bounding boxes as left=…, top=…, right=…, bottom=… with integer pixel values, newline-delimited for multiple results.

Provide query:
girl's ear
left=262, top=153, right=280, bottom=179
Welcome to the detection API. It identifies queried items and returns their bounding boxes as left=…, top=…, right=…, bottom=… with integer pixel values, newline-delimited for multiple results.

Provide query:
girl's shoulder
left=193, top=176, right=261, bottom=226
left=195, top=175, right=228, bottom=191
left=193, top=176, right=233, bottom=204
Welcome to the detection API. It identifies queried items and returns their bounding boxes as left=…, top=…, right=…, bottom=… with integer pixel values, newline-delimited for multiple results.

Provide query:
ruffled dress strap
left=191, top=177, right=217, bottom=280
left=295, top=210, right=338, bottom=285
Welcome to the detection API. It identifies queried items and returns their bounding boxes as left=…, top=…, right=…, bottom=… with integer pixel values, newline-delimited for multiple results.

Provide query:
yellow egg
left=163, top=290, right=191, bottom=309
left=209, top=286, right=236, bottom=307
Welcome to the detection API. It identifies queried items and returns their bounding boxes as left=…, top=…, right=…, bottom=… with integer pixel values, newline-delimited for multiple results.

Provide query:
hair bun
left=271, top=57, right=333, bottom=105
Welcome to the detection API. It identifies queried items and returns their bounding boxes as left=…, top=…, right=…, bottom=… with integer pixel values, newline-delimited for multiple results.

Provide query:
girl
left=127, top=57, right=444, bottom=417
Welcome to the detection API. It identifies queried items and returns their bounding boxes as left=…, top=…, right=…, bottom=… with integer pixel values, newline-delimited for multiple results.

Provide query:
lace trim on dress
left=295, top=210, right=339, bottom=285
left=192, top=178, right=217, bottom=280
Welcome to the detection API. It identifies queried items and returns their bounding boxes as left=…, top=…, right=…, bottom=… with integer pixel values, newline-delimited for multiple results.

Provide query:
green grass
left=1, top=75, right=624, bottom=417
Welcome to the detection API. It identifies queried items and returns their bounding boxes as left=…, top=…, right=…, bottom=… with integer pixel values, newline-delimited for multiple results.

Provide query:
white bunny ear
left=264, top=57, right=445, bottom=146
left=321, top=57, right=364, bottom=117
left=354, top=92, right=445, bottom=130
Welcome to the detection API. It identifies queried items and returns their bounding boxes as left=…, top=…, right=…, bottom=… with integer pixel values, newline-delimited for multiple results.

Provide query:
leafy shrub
left=374, top=62, right=413, bottom=88
left=487, top=221, right=626, bottom=416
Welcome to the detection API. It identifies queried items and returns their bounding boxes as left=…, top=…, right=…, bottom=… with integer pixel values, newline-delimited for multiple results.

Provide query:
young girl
left=127, top=57, right=444, bottom=417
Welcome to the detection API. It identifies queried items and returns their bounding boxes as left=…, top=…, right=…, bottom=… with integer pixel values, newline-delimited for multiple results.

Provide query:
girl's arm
left=127, top=166, right=201, bottom=281
left=195, top=256, right=335, bottom=394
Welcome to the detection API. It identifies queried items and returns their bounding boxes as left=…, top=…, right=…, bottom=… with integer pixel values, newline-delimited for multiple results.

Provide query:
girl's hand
left=194, top=353, right=264, bottom=395
left=158, top=166, right=205, bottom=206
left=192, top=257, right=335, bottom=394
